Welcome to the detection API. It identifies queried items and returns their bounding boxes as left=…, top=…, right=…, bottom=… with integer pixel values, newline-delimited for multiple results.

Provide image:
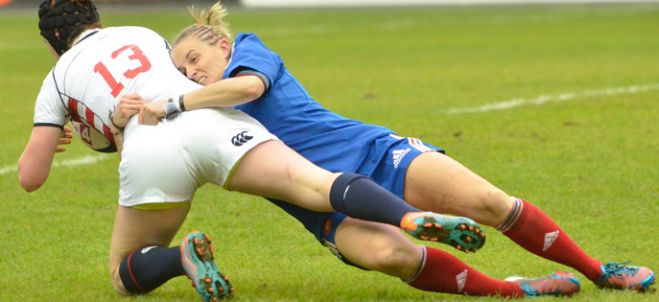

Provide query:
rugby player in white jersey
left=17, top=1, right=488, bottom=300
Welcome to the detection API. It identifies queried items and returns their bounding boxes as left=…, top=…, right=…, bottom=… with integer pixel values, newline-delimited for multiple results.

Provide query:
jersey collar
left=72, top=28, right=101, bottom=46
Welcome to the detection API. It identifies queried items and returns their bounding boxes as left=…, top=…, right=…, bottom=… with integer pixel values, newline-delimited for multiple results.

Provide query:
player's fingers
left=124, top=99, right=145, bottom=106
left=61, top=130, right=73, bottom=139
left=120, top=106, right=140, bottom=118
left=55, top=146, right=66, bottom=153
left=121, top=94, right=148, bottom=105
left=128, top=103, right=145, bottom=110
left=120, top=93, right=140, bottom=101
left=120, top=102, right=146, bottom=112
left=126, top=107, right=141, bottom=116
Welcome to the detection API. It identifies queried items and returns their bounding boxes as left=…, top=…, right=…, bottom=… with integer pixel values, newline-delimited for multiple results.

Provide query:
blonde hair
left=173, top=1, right=232, bottom=47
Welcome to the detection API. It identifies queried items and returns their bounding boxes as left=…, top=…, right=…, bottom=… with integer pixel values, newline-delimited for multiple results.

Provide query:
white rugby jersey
left=33, top=26, right=200, bottom=141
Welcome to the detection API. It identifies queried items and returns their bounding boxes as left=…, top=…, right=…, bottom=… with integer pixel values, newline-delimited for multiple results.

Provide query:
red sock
left=408, top=246, right=523, bottom=297
left=501, top=199, right=602, bottom=282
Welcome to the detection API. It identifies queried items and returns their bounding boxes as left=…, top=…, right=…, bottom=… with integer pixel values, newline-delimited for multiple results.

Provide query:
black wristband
left=178, top=94, right=186, bottom=111
left=109, top=112, right=125, bottom=130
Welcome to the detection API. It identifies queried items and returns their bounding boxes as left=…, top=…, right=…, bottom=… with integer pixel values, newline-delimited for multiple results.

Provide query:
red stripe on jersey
left=102, top=124, right=115, bottom=144
left=85, top=107, right=95, bottom=126
left=68, top=98, right=82, bottom=122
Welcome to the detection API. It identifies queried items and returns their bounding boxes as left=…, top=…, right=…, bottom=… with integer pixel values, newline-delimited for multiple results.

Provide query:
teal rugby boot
left=401, top=212, right=486, bottom=252
left=181, top=231, right=233, bottom=301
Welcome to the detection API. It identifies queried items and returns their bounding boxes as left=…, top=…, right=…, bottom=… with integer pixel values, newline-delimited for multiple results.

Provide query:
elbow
left=19, top=176, right=43, bottom=193
left=17, top=165, right=45, bottom=193
left=241, top=78, right=265, bottom=101
left=242, top=84, right=264, bottom=101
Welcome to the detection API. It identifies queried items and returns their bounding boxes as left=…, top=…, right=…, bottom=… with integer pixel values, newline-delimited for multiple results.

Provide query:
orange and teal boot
left=597, top=262, right=655, bottom=292
left=181, top=231, right=233, bottom=301
left=401, top=212, right=485, bottom=252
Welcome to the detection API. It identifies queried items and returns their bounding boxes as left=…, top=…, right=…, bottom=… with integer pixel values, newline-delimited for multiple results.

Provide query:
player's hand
left=55, top=127, right=73, bottom=153
left=139, top=99, right=167, bottom=125
left=115, top=94, right=147, bottom=128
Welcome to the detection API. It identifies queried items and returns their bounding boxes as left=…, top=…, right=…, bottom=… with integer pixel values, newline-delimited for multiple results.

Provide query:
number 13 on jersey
left=94, top=44, right=151, bottom=97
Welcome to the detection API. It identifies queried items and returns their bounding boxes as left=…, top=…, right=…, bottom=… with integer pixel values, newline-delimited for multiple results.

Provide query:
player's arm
left=137, top=74, right=266, bottom=124
left=17, top=125, right=63, bottom=192
left=110, top=126, right=125, bottom=155
left=110, top=96, right=145, bottom=154
left=183, top=74, right=266, bottom=108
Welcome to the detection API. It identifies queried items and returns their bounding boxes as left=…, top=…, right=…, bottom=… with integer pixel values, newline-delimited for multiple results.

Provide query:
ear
left=218, top=38, right=231, bottom=59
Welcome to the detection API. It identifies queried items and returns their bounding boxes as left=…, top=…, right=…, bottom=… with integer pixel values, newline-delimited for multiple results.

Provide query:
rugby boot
left=181, top=231, right=234, bottom=301
left=597, top=262, right=655, bottom=291
left=401, top=212, right=485, bottom=252
left=505, top=272, right=581, bottom=297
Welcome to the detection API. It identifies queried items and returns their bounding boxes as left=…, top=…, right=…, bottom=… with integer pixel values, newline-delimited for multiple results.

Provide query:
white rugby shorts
left=118, top=108, right=278, bottom=207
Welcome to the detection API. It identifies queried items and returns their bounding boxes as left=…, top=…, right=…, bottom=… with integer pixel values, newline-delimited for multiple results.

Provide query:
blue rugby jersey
left=227, top=33, right=393, bottom=173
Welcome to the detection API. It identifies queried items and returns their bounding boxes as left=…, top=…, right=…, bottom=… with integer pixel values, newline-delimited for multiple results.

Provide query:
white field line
left=0, top=154, right=111, bottom=176
left=445, top=83, right=659, bottom=115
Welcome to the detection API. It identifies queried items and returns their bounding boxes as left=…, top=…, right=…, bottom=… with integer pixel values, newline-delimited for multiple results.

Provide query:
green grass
left=1, top=4, right=658, bottom=301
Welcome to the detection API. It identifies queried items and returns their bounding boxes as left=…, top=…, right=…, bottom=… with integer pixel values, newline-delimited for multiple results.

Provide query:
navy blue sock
left=329, top=173, right=420, bottom=227
left=118, top=246, right=185, bottom=294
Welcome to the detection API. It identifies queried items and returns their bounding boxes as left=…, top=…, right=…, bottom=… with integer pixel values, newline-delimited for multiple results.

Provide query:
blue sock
left=118, top=246, right=184, bottom=294
left=329, top=173, right=420, bottom=227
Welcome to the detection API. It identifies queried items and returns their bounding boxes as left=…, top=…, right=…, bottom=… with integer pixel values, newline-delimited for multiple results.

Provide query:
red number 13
left=94, top=44, right=152, bottom=97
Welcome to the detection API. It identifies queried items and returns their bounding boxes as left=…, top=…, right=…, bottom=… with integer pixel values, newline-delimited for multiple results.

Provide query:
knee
left=370, top=242, right=420, bottom=278
left=472, top=188, right=513, bottom=226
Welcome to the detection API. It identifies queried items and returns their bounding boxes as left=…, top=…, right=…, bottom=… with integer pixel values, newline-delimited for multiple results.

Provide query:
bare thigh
left=108, top=204, right=190, bottom=294
left=404, top=152, right=513, bottom=226
left=334, top=217, right=422, bottom=280
left=227, top=140, right=337, bottom=212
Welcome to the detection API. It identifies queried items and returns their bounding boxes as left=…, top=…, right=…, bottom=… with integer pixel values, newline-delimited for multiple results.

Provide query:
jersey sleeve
left=235, top=69, right=271, bottom=91
left=224, top=34, right=281, bottom=91
left=33, top=72, right=67, bottom=128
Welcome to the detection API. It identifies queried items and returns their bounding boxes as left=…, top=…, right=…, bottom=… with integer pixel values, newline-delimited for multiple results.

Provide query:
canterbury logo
left=543, top=230, right=560, bottom=251
left=456, top=269, right=468, bottom=292
left=231, top=131, right=253, bottom=146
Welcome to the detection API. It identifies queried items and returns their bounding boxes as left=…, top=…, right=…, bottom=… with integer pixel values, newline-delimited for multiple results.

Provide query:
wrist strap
left=109, top=112, right=125, bottom=131
left=164, top=97, right=181, bottom=119
left=178, top=94, right=186, bottom=111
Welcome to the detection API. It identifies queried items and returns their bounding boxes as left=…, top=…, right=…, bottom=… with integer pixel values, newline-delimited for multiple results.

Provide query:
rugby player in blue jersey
left=129, top=1, right=654, bottom=297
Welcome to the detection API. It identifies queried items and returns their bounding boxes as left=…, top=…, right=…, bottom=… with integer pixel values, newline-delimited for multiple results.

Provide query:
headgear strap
left=38, top=0, right=100, bottom=55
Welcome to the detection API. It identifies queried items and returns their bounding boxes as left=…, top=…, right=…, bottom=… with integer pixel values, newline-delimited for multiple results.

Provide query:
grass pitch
left=1, top=3, right=658, bottom=301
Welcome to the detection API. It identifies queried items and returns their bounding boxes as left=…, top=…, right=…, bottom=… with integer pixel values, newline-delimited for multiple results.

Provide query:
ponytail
left=173, top=1, right=232, bottom=47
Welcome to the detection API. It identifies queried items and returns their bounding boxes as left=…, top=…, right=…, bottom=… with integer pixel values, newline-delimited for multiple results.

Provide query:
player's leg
left=270, top=200, right=577, bottom=297
left=110, top=119, right=230, bottom=298
left=109, top=203, right=233, bottom=300
left=333, top=217, right=578, bottom=297
left=225, top=140, right=335, bottom=212
left=403, top=152, right=512, bottom=226
left=226, top=140, right=483, bottom=246
left=403, top=151, right=654, bottom=291
left=109, top=204, right=191, bottom=295
left=333, top=217, right=421, bottom=278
